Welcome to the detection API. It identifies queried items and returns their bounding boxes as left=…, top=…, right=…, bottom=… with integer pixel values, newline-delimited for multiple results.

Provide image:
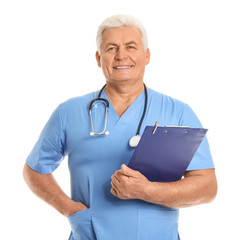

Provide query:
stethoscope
left=89, top=84, right=148, bottom=148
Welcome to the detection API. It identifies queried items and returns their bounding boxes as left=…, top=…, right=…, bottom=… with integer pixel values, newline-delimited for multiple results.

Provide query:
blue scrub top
left=26, top=88, right=214, bottom=240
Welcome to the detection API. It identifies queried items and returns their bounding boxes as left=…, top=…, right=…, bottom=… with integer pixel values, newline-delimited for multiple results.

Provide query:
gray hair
left=96, top=14, right=148, bottom=53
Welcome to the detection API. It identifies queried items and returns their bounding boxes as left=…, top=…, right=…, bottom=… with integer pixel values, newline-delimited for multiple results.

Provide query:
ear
left=95, top=51, right=101, bottom=67
left=145, top=48, right=151, bottom=65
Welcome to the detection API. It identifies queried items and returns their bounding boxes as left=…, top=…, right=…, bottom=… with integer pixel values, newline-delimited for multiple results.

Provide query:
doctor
left=23, top=15, right=217, bottom=240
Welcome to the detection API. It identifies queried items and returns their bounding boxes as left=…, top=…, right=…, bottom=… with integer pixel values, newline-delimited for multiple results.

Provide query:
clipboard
left=128, top=124, right=208, bottom=182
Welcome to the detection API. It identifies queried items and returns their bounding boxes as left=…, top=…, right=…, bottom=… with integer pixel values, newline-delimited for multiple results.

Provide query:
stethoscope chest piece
left=129, top=135, right=141, bottom=148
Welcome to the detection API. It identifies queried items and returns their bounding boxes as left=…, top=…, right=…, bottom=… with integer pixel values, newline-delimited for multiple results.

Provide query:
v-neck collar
left=101, top=88, right=146, bottom=127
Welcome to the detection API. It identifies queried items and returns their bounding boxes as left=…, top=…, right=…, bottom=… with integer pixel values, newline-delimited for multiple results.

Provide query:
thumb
left=121, top=164, right=137, bottom=177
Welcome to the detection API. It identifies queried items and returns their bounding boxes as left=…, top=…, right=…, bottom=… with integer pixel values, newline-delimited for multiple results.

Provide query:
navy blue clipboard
left=128, top=126, right=207, bottom=182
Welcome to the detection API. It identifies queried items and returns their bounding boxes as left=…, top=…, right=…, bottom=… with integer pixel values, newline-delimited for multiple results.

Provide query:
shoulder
left=57, top=90, right=99, bottom=112
left=147, top=88, right=200, bottom=127
left=147, top=88, right=187, bottom=111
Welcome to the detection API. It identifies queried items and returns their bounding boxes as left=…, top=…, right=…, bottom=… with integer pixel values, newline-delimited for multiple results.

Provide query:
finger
left=111, top=171, right=121, bottom=183
left=115, top=169, right=128, bottom=183
left=121, top=164, right=138, bottom=177
left=110, top=187, right=117, bottom=196
left=114, top=172, right=121, bottom=182
left=111, top=179, right=119, bottom=189
left=110, top=182, right=119, bottom=197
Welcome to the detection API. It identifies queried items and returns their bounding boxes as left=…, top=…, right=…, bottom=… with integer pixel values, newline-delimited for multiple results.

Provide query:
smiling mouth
left=113, top=65, right=133, bottom=69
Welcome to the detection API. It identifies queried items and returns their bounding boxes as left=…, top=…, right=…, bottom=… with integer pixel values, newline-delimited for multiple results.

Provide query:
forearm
left=23, top=163, right=87, bottom=216
left=143, top=169, right=217, bottom=208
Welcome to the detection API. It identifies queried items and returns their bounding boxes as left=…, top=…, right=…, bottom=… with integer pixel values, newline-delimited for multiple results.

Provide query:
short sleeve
left=179, top=104, right=215, bottom=171
left=26, top=105, right=66, bottom=174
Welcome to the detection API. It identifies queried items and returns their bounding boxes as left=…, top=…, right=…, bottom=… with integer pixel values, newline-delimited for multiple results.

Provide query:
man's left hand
left=111, top=164, right=150, bottom=200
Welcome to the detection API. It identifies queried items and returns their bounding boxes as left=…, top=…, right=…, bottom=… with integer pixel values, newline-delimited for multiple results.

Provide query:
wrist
left=143, top=180, right=154, bottom=202
left=143, top=181, right=163, bottom=204
left=63, top=199, right=88, bottom=217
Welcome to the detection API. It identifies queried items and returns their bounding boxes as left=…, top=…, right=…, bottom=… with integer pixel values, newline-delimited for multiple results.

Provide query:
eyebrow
left=105, top=41, right=138, bottom=49
left=125, top=41, right=138, bottom=46
left=105, top=42, right=118, bottom=48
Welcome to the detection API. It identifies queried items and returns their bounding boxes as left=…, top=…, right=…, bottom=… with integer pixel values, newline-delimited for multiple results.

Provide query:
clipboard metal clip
left=152, top=123, right=190, bottom=134
left=165, top=125, right=190, bottom=134
left=165, top=125, right=190, bottom=128
left=152, top=121, right=159, bottom=134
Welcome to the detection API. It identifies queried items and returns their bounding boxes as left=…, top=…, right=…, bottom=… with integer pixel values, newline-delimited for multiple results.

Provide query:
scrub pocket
left=137, top=208, right=179, bottom=240
left=68, top=209, right=96, bottom=240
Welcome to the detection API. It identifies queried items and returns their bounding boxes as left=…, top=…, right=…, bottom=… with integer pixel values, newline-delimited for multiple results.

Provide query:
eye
left=127, top=45, right=136, bottom=50
left=107, top=47, right=117, bottom=52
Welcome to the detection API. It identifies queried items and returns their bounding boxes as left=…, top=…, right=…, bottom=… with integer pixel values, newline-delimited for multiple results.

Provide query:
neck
left=104, top=81, right=145, bottom=117
left=105, top=81, right=144, bottom=99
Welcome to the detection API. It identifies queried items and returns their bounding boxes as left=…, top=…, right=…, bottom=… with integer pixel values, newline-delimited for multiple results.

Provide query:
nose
left=114, top=47, right=128, bottom=61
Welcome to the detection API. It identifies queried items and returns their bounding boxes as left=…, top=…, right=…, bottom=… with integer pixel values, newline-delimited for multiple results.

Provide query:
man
left=23, top=15, right=217, bottom=240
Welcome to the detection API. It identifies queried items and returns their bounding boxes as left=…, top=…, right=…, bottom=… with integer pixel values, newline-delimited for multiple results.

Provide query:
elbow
left=23, top=162, right=28, bottom=183
left=23, top=162, right=33, bottom=186
left=205, top=192, right=217, bottom=204
left=208, top=187, right=218, bottom=204
left=204, top=176, right=218, bottom=204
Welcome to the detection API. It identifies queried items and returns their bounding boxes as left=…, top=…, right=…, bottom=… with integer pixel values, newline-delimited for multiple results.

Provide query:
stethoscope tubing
left=136, top=84, right=147, bottom=136
left=89, top=97, right=109, bottom=110
left=89, top=83, right=148, bottom=140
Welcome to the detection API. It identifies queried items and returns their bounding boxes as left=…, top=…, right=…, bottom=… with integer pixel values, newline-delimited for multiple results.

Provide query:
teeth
left=114, top=66, right=132, bottom=69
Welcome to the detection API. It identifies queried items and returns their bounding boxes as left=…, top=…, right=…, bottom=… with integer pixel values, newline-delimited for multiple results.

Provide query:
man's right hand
left=64, top=201, right=88, bottom=217
left=23, top=163, right=88, bottom=217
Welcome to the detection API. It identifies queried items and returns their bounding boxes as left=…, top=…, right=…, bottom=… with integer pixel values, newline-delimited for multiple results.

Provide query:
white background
left=1, top=0, right=240, bottom=239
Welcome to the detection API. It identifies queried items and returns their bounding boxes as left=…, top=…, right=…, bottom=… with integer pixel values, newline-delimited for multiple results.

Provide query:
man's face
left=96, top=26, right=150, bottom=85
